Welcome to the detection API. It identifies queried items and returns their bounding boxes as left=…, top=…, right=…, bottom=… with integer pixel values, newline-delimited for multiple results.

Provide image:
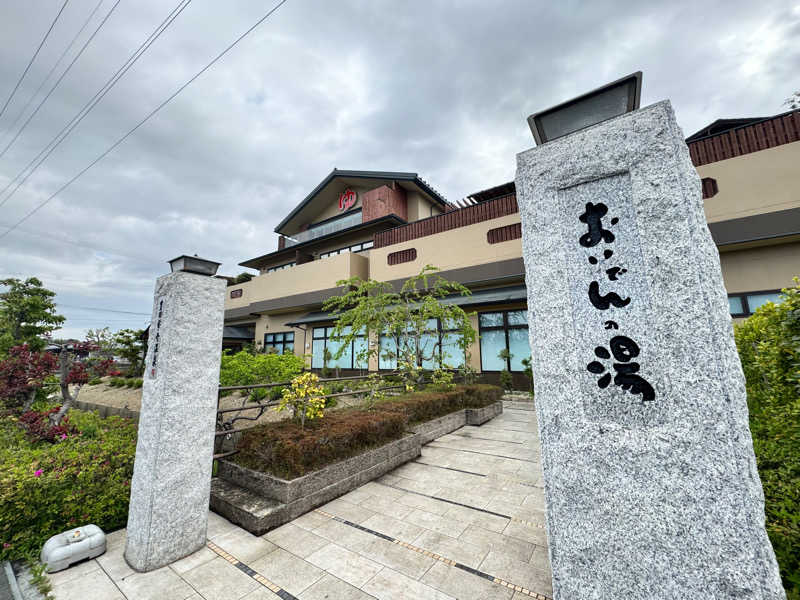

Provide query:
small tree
left=785, top=90, right=800, bottom=110
left=521, top=356, right=535, bottom=397
left=0, top=277, right=65, bottom=355
left=112, top=328, right=146, bottom=376
left=276, top=372, right=325, bottom=428
left=498, top=348, right=513, bottom=391
left=0, top=344, right=57, bottom=412
left=49, top=342, right=113, bottom=425
left=323, top=265, right=477, bottom=392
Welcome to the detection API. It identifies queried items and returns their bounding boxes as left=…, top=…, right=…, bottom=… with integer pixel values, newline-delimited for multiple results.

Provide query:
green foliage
left=26, top=556, right=54, bottom=600
left=521, top=356, right=535, bottom=397
left=498, top=348, right=513, bottom=391
left=379, top=384, right=502, bottom=424
left=0, top=409, right=137, bottom=561
left=87, top=377, right=102, bottom=386
left=734, top=279, right=800, bottom=596
left=219, top=351, right=305, bottom=401
left=323, top=265, right=477, bottom=393
left=430, top=368, right=455, bottom=391
left=112, top=329, right=146, bottom=377
left=0, top=278, right=65, bottom=355
left=276, top=372, right=325, bottom=428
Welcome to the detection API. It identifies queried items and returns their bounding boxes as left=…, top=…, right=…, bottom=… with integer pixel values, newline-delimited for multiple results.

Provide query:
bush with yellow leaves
left=276, top=372, right=325, bottom=428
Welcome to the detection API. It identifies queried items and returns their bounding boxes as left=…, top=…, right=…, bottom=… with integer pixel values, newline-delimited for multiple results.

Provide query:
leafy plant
left=0, top=277, right=65, bottom=355
left=219, top=351, right=304, bottom=401
left=276, top=372, right=325, bottom=428
left=0, top=344, right=57, bottom=412
left=111, top=329, right=146, bottom=377
left=521, top=356, right=535, bottom=397
left=498, top=348, right=513, bottom=391
left=430, top=368, right=455, bottom=391
left=734, top=279, right=800, bottom=596
left=0, top=409, right=136, bottom=561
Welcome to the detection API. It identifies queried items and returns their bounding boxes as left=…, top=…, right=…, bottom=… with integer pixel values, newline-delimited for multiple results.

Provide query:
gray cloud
left=0, top=0, right=798, bottom=338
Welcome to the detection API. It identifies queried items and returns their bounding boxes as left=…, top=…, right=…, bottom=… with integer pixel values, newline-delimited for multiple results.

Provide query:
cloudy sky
left=0, top=0, right=798, bottom=339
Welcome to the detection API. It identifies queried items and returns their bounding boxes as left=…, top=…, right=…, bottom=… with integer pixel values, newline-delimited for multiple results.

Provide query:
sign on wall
left=338, top=188, right=357, bottom=212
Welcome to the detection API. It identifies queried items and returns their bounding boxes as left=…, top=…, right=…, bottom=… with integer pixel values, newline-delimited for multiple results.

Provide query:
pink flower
left=3, top=543, right=11, bottom=549
left=34, top=469, right=42, bottom=477
left=60, top=434, right=67, bottom=440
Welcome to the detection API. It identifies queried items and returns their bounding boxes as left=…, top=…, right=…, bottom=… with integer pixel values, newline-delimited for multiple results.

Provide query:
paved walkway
left=49, top=401, right=551, bottom=600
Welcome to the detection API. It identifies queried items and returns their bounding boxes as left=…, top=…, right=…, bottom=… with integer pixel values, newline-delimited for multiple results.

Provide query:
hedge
left=0, top=408, right=137, bottom=561
left=734, top=280, right=800, bottom=598
left=234, top=384, right=502, bottom=479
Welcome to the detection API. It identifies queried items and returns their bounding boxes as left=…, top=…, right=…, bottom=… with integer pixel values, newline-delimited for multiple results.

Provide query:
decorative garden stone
left=515, top=100, right=785, bottom=599
left=124, top=270, right=225, bottom=572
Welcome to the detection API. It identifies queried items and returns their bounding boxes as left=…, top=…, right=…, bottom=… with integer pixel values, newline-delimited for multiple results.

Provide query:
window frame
left=263, top=331, right=295, bottom=354
left=378, top=319, right=464, bottom=371
left=266, top=261, right=296, bottom=273
left=478, top=309, right=530, bottom=372
left=318, top=239, right=374, bottom=259
left=727, top=289, right=783, bottom=317
left=312, top=325, right=368, bottom=370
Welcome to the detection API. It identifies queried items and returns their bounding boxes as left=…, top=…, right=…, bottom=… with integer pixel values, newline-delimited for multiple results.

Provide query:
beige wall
left=406, top=190, right=441, bottom=222
left=225, top=252, right=369, bottom=310
left=720, top=241, right=800, bottom=294
left=699, top=141, right=800, bottom=223
left=369, top=213, right=522, bottom=281
left=310, top=185, right=367, bottom=224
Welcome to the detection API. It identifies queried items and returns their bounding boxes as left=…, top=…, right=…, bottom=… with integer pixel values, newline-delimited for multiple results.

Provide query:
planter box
left=218, top=434, right=419, bottom=505
left=212, top=401, right=503, bottom=535
left=466, top=401, right=503, bottom=425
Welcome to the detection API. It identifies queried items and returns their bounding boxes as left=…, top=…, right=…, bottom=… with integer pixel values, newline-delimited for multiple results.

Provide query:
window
left=267, top=262, right=295, bottom=273
left=479, top=310, right=530, bottom=372
left=263, top=332, right=294, bottom=354
left=378, top=319, right=465, bottom=370
left=727, top=290, right=783, bottom=317
left=319, top=240, right=374, bottom=259
left=312, top=326, right=367, bottom=369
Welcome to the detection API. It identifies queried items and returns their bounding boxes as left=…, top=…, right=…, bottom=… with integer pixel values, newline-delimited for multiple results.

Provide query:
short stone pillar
left=125, top=270, right=225, bottom=572
left=515, top=100, right=785, bottom=599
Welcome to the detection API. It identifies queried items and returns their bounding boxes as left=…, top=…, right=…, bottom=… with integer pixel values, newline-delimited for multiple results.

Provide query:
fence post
left=124, top=267, right=225, bottom=572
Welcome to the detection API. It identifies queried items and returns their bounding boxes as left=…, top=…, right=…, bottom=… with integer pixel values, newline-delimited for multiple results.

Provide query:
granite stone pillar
left=125, top=271, right=225, bottom=572
left=515, top=100, right=784, bottom=599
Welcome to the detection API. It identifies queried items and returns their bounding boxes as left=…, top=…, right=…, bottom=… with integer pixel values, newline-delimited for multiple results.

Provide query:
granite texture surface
left=515, top=100, right=784, bottom=599
left=124, top=271, right=225, bottom=572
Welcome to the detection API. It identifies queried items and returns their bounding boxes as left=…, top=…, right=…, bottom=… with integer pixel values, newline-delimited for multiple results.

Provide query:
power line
left=0, top=0, right=70, bottom=121
left=57, top=304, right=150, bottom=316
left=0, top=0, right=191, bottom=205
left=0, top=0, right=105, bottom=149
left=0, top=0, right=289, bottom=241
left=0, top=0, right=122, bottom=161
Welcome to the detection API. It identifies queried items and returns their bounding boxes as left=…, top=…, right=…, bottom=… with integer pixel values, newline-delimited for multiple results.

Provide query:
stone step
left=209, top=478, right=288, bottom=536
left=503, top=400, right=537, bottom=412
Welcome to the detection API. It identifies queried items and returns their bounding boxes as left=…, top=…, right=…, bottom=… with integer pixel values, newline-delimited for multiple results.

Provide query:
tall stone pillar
left=515, top=100, right=784, bottom=599
left=125, top=270, right=225, bottom=572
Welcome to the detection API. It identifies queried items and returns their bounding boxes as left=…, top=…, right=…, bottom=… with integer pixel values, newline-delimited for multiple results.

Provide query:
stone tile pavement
left=49, top=401, right=551, bottom=599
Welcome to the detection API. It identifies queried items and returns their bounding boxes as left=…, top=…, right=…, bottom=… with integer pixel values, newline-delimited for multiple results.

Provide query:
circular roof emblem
left=338, top=188, right=356, bottom=212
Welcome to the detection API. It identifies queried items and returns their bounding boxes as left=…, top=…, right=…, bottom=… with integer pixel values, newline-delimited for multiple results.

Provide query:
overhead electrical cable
left=0, top=0, right=123, bottom=161
left=0, top=0, right=192, bottom=205
left=0, top=0, right=70, bottom=121
left=56, top=304, right=150, bottom=316
left=0, top=0, right=106, bottom=149
left=0, top=0, right=289, bottom=241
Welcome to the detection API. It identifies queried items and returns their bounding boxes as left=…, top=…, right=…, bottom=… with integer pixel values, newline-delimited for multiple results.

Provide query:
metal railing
left=213, top=372, right=408, bottom=459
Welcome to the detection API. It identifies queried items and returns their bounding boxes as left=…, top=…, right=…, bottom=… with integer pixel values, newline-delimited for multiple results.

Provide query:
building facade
left=223, top=110, right=800, bottom=384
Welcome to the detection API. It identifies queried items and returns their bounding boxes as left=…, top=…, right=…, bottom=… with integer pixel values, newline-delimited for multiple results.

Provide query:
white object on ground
left=40, top=524, right=106, bottom=573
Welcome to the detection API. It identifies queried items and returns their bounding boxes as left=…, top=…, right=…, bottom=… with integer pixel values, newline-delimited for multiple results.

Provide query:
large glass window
left=312, top=326, right=367, bottom=370
left=263, top=332, right=294, bottom=354
left=319, top=240, right=374, bottom=259
left=378, top=319, right=465, bottom=370
left=727, top=290, right=784, bottom=317
left=479, top=310, right=530, bottom=372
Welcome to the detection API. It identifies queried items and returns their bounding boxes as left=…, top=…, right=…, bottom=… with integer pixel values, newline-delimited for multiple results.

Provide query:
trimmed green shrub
left=134, top=378, right=143, bottom=388
left=734, top=280, right=800, bottom=597
left=125, top=379, right=136, bottom=388
left=87, top=377, right=102, bottom=386
left=380, top=384, right=502, bottom=424
left=0, top=408, right=137, bottom=561
left=219, top=351, right=305, bottom=401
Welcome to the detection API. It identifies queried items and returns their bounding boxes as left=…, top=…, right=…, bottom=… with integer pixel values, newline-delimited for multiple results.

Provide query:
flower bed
left=232, top=384, right=503, bottom=479
left=0, top=408, right=137, bottom=561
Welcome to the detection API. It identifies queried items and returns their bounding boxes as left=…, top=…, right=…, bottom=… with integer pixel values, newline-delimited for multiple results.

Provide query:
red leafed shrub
left=17, top=407, right=76, bottom=443
left=0, top=345, right=57, bottom=411
left=108, top=370, right=122, bottom=377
